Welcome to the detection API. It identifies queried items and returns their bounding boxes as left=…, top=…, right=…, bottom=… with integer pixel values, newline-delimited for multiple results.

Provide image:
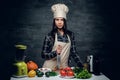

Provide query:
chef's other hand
left=56, top=45, right=62, bottom=55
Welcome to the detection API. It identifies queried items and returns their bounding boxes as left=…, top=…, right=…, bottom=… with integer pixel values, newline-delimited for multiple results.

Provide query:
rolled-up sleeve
left=70, top=33, right=83, bottom=67
left=41, top=35, right=57, bottom=60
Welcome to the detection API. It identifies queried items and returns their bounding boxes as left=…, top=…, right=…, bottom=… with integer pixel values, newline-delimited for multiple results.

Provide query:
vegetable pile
left=60, top=67, right=74, bottom=77
left=73, top=67, right=92, bottom=79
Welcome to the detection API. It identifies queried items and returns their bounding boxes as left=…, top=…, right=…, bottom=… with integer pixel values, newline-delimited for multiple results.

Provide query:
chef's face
left=55, top=17, right=64, bottom=29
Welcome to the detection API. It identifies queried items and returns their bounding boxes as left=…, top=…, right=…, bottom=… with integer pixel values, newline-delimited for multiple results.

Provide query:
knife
left=57, top=54, right=61, bottom=69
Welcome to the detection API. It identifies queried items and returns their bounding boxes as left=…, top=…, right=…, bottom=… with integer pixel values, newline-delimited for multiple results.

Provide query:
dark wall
left=0, top=0, right=119, bottom=80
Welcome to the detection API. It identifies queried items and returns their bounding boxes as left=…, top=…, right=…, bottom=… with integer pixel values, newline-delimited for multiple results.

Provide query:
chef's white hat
left=51, top=3, right=69, bottom=19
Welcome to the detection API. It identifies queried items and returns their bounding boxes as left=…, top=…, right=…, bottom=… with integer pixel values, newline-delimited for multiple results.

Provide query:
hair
left=51, top=18, right=67, bottom=35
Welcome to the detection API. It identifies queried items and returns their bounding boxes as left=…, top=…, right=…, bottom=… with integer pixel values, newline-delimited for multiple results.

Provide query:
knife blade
left=57, top=54, right=61, bottom=69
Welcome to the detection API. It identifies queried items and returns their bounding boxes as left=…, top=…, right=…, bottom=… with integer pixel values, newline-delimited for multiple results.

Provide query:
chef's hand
left=56, top=45, right=62, bottom=55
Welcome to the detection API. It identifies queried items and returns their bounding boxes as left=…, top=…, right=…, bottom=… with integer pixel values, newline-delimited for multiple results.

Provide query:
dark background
left=0, top=0, right=119, bottom=80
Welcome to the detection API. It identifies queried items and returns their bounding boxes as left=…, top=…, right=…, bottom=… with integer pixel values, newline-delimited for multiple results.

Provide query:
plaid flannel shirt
left=41, top=30, right=83, bottom=67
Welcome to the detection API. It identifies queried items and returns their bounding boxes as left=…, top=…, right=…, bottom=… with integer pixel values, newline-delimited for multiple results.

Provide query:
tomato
left=60, top=70, right=67, bottom=76
left=64, top=67, right=72, bottom=71
left=67, top=71, right=74, bottom=76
